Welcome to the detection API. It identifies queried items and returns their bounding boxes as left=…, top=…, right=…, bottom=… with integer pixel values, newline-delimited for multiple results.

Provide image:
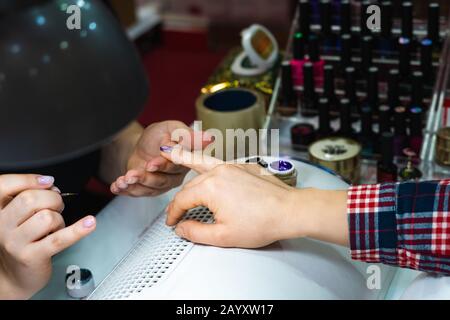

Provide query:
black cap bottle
left=338, top=98, right=355, bottom=138
left=380, top=1, right=393, bottom=39
left=409, top=107, right=423, bottom=155
left=428, top=3, right=440, bottom=44
left=377, top=132, right=398, bottom=183
left=411, top=71, right=424, bottom=108
left=340, top=0, right=351, bottom=35
left=298, top=0, right=311, bottom=37
left=367, top=66, right=379, bottom=112
left=318, top=97, right=333, bottom=138
left=399, top=37, right=412, bottom=78
left=378, top=105, right=392, bottom=135
left=320, top=0, right=332, bottom=37
left=359, top=106, right=375, bottom=157
left=361, top=35, right=374, bottom=72
left=340, top=33, right=352, bottom=68
left=324, top=64, right=338, bottom=111
left=401, top=2, right=413, bottom=39
left=393, top=106, right=408, bottom=157
left=420, top=38, right=433, bottom=82
left=278, top=61, right=297, bottom=116
left=388, top=69, right=400, bottom=108
left=345, top=66, right=358, bottom=109
left=302, top=62, right=317, bottom=117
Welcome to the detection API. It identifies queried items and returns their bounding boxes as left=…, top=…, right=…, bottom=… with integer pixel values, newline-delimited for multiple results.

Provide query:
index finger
left=160, top=145, right=223, bottom=174
left=0, top=174, right=55, bottom=208
left=32, top=215, right=96, bottom=257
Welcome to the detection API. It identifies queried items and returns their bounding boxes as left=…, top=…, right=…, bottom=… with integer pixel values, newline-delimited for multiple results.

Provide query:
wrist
left=279, top=188, right=349, bottom=247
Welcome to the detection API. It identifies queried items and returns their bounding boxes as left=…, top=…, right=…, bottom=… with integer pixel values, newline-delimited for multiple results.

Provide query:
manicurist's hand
left=161, top=146, right=350, bottom=249
left=0, top=174, right=96, bottom=300
left=111, top=121, right=213, bottom=197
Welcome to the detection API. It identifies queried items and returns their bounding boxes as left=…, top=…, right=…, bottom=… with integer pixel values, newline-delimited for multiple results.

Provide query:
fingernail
left=51, top=186, right=61, bottom=193
left=118, top=182, right=128, bottom=189
left=126, top=177, right=138, bottom=184
left=175, top=226, right=184, bottom=238
left=160, top=146, right=173, bottom=153
left=147, top=165, right=158, bottom=172
left=83, top=217, right=96, bottom=228
left=37, top=176, right=54, bottom=185
left=203, top=132, right=215, bottom=142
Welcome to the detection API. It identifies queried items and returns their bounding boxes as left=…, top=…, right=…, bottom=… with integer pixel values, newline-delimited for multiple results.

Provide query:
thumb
left=175, top=220, right=229, bottom=247
left=160, top=145, right=223, bottom=174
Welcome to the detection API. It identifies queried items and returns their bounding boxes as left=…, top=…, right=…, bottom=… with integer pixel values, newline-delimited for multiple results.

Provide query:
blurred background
left=103, top=0, right=295, bottom=126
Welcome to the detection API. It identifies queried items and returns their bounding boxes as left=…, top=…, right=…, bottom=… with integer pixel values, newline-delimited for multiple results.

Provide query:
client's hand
left=0, top=174, right=96, bottom=299
left=111, top=121, right=213, bottom=197
left=161, top=146, right=349, bottom=249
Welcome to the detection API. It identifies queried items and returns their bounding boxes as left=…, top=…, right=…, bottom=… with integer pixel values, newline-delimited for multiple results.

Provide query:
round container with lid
left=308, top=137, right=361, bottom=183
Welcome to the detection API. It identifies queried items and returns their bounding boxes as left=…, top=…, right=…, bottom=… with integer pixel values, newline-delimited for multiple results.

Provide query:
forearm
left=284, top=188, right=349, bottom=247
left=98, top=122, right=143, bottom=184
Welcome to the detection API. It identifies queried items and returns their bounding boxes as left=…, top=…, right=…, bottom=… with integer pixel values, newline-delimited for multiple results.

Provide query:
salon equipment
left=0, top=0, right=148, bottom=170
left=309, top=137, right=361, bottom=184
left=82, top=157, right=393, bottom=300
left=267, top=159, right=298, bottom=187
left=66, top=268, right=95, bottom=299
left=231, top=24, right=279, bottom=77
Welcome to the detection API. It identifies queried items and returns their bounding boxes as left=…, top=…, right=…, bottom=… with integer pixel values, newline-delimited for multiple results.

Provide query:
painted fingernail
left=160, top=146, right=173, bottom=153
left=37, top=175, right=54, bottom=185
left=83, top=217, right=96, bottom=228
left=203, top=132, right=215, bottom=141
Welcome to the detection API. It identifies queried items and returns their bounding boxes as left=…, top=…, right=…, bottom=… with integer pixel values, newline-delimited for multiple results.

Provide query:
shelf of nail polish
left=263, top=0, right=450, bottom=184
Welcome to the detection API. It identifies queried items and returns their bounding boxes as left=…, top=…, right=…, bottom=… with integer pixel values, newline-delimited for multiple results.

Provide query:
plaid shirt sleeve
left=348, top=179, right=450, bottom=275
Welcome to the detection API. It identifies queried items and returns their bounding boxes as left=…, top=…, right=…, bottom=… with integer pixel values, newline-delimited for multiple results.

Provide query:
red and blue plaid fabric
left=348, top=180, right=450, bottom=275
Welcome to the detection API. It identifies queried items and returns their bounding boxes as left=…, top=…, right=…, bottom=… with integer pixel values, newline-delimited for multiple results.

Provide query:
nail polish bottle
left=359, top=106, right=375, bottom=157
left=399, top=37, right=412, bottom=79
left=344, top=66, right=359, bottom=114
left=377, top=132, right=398, bottom=183
left=393, top=106, right=408, bottom=157
left=320, top=0, right=334, bottom=51
left=401, top=2, right=413, bottom=40
left=324, top=64, right=339, bottom=113
left=379, top=1, right=394, bottom=54
left=308, top=34, right=325, bottom=87
left=361, top=35, right=374, bottom=73
left=428, top=3, right=440, bottom=45
left=298, top=0, right=311, bottom=38
left=278, top=61, right=298, bottom=116
left=340, top=0, right=352, bottom=35
left=378, top=105, right=392, bottom=135
left=301, top=62, right=317, bottom=117
left=291, top=123, right=316, bottom=149
left=387, top=69, right=400, bottom=109
left=360, top=1, right=371, bottom=37
left=411, top=71, right=424, bottom=109
left=340, top=33, right=352, bottom=69
left=399, top=150, right=422, bottom=182
left=318, top=97, right=333, bottom=138
left=366, top=66, right=379, bottom=113
left=420, top=38, right=433, bottom=83
left=409, top=106, right=423, bottom=155
left=291, top=32, right=306, bottom=87
left=338, top=98, right=355, bottom=139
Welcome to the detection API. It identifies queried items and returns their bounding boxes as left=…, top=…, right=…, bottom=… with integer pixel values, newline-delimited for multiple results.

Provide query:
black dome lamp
left=0, top=0, right=149, bottom=170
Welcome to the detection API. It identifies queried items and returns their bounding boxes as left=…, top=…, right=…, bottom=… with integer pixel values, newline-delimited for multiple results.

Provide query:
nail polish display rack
left=263, top=1, right=450, bottom=184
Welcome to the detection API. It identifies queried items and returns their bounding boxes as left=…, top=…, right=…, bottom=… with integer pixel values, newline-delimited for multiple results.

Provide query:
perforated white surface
left=88, top=207, right=213, bottom=300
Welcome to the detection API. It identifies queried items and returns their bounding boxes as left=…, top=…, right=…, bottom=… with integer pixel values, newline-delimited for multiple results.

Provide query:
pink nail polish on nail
left=38, top=176, right=54, bottom=185
left=83, top=217, right=95, bottom=228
